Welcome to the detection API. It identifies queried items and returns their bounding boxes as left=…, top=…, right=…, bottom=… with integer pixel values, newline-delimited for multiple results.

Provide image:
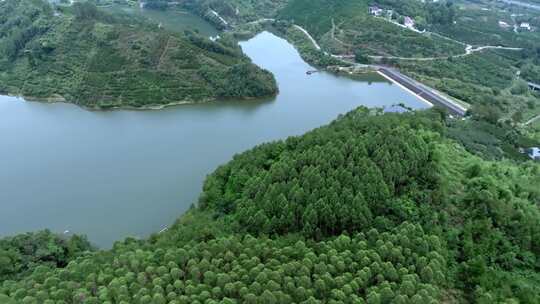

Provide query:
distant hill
left=0, top=0, right=277, bottom=109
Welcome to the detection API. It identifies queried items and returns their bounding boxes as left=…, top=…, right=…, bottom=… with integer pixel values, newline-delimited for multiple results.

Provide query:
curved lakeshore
left=0, top=29, right=429, bottom=248
left=11, top=94, right=279, bottom=111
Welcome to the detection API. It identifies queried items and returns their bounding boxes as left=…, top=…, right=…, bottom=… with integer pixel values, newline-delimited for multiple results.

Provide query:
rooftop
left=528, top=147, right=540, bottom=159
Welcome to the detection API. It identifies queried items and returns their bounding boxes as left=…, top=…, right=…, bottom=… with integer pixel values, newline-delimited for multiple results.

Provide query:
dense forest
left=1, top=108, right=539, bottom=303
left=0, top=231, right=93, bottom=282
left=0, top=0, right=277, bottom=109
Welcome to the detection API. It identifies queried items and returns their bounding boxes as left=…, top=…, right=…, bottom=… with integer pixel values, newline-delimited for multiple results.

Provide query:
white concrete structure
left=499, top=21, right=510, bottom=28
left=528, top=147, right=540, bottom=160
left=520, top=22, right=532, bottom=31
left=369, top=6, right=383, bottom=16
left=404, top=16, right=415, bottom=28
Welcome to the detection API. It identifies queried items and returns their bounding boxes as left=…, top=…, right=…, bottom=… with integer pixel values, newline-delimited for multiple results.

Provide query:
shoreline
left=2, top=92, right=278, bottom=112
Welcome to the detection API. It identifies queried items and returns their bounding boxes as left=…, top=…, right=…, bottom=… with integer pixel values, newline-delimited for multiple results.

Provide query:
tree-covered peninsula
left=1, top=108, right=539, bottom=303
left=0, top=0, right=277, bottom=109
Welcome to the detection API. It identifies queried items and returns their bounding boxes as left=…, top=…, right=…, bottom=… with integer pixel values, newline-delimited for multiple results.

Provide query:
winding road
left=293, top=25, right=321, bottom=50
left=290, top=23, right=469, bottom=115
left=329, top=16, right=523, bottom=61
left=367, top=45, right=523, bottom=61
left=525, top=115, right=540, bottom=126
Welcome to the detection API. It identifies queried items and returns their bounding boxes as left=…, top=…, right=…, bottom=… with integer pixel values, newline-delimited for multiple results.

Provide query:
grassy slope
left=276, top=0, right=540, bottom=122
left=183, top=0, right=288, bottom=25
left=278, top=0, right=367, bottom=39
left=184, top=0, right=540, bottom=132
left=321, top=16, right=464, bottom=58
left=395, top=1, right=540, bottom=119
left=0, top=0, right=277, bottom=108
left=433, top=1, right=540, bottom=48
left=277, top=0, right=464, bottom=58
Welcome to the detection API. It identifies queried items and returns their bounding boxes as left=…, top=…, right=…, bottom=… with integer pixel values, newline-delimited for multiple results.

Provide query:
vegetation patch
left=0, top=0, right=277, bottom=108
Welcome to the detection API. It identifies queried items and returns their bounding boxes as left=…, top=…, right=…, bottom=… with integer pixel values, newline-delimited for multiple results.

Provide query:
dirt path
left=293, top=25, right=321, bottom=50
left=157, top=36, right=172, bottom=70
left=525, top=115, right=540, bottom=126
left=367, top=45, right=523, bottom=61
left=331, top=19, right=353, bottom=48
left=363, top=16, right=523, bottom=61
left=246, top=18, right=275, bottom=25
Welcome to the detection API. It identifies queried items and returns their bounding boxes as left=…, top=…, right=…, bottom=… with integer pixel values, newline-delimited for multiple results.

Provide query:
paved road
left=378, top=68, right=468, bottom=116
left=293, top=25, right=321, bottom=50
left=338, top=16, right=523, bottom=61
left=368, top=45, right=523, bottom=61
left=246, top=18, right=275, bottom=25
left=287, top=23, right=469, bottom=115
left=525, top=115, right=540, bottom=126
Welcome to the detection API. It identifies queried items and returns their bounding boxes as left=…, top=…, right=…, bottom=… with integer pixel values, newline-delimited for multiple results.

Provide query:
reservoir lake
left=0, top=9, right=430, bottom=247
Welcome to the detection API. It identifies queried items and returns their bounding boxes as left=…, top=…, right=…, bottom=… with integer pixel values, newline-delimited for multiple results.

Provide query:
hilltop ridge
left=0, top=0, right=277, bottom=109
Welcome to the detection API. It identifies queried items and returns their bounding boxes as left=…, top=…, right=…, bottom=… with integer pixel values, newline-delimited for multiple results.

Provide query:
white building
left=520, top=22, right=532, bottom=31
left=404, top=16, right=415, bottom=28
left=499, top=21, right=510, bottom=28
left=528, top=147, right=540, bottom=160
left=369, top=6, right=383, bottom=16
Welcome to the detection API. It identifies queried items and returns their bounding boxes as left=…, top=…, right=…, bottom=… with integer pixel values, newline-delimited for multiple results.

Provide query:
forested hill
left=2, top=107, right=539, bottom=303
left=0, top=0, right=277, bottom=109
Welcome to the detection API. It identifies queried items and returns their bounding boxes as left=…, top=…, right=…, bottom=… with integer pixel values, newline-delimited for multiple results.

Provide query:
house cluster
left=369, top=6, right=416, bottom=30
left=520, top=22, right=532, bottom=31
left=48, top=0, right=78, bottom=6
left=499, top=20, right=532, bottom=31
left=369, top=6, right=391, bottom=18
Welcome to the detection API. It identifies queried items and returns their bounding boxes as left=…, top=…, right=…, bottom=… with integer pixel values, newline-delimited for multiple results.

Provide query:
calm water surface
left=0, top=16, right=429, bottom=248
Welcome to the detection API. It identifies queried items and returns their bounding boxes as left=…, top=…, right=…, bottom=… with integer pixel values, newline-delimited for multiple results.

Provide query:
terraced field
left=0, top=0, right=277, bottom=109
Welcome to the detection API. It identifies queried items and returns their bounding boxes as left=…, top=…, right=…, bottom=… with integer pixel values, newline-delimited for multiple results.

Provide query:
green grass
left=323, top=16, right=464, bottom=58
left=432, top=1, right=540, bottom=48
left=184, top=0, right=288, bottom=25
